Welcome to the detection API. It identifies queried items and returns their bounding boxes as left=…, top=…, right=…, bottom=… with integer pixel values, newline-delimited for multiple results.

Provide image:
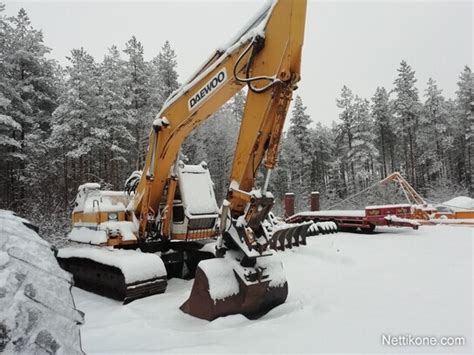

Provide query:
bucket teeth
left=267, top=220, right=339, bottom=250
left=307, top=223, right=320, bottom=236
left=269, top=222, right=312, bottom=250
left=316, top=221, right=338, bottom=234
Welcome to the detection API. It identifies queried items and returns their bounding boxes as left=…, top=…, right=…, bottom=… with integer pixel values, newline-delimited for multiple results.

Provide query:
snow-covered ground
left=73, top=225, right=473, bottom=354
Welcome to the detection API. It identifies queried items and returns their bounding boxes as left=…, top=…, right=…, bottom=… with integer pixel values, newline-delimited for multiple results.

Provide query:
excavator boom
left=132, top=0, right=306, bottom=241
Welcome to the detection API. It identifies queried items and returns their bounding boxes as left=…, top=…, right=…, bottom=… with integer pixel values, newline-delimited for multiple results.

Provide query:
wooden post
left=310, top=191, right=320, bottom=211
left=284, top=193, right=295, bottom=218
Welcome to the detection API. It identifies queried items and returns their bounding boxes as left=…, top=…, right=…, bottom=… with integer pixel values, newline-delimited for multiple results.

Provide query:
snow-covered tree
left=417, top=78, right=451, bottom=183
left=350, top=96, right=379, bottom=189
left=123, top=36, right=152, bottom=168
left=286, top=95, right=313, bottom=208
left=0, top=7, right=59, bottom=210
left=371, top=87, right=394, bottom=177
left=149, top=40, right=179, bottom=113
left=335, top=86, right=356, bottom=192
left=393, top=60, right=420, bottom=187
left=454, top=66, right=473, bottom=193
left=99, top=45, right=135, bottom=187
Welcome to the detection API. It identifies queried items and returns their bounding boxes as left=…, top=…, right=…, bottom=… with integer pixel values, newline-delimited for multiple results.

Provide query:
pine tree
left=0, top=3, right=22, bottom=185
left=123, top=36, right=152, bottom=168
left=418, top=78, right=450, bottom=183
left=371, top=87, right=394, bottom=177
left=288, top=95, right=313, bottom=208
left=99, top=45, right=135, bottom=187
left=454, top=66, right=473, bottom=193
left=350, top=96, right=379, bottom=189
left=393, top=60, right=420, bottom=187
left=0, top=7, right=59, bottom=209
left=335, top=85, right=355, bottom=192
left=149, top=40, right=179, bottom=113
left=309, top=122, right=333, bottom=193
left=49, top=48, right=101, bottom=204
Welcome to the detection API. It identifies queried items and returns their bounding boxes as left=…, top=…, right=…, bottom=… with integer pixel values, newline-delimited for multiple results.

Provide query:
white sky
left=3, top=0, right=472, bottom=126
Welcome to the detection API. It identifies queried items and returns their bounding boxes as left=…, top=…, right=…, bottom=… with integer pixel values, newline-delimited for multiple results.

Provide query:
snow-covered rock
left=0, top=210, right=84, bottom=354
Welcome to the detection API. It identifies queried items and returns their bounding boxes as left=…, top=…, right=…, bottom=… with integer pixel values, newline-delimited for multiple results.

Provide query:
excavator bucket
left=181, top=253, right=288, bottom=321
left=57, top=248, right=167, bottom=304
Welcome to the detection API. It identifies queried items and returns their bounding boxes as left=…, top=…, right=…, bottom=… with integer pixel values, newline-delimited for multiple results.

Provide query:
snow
left=78, top=182, right=100, bottom=191
left=229, top=180, right=239, bottom=191
left=366, top=203, right=413, bottom=209
left=198, top=258, right=240, bottom=302
left=99, top=221, right=137, bottom=241
left=428, top=218, right=474, bottom=225
left=153, top=117, right=170, bottom=128
left=69, top=222, right=137, bottom=244
left=257, top=252, right=286, bottom=287
left=385, top=215, right=421, bottom=226
left=315, top=221, right=338, bottom=231
left=74, top=186, right=129, bottom=214
left=83, top=191, right=128, bottom=213
left=293, top=210, right=365, bottom=218
left=0, top=113, right=21, bottom=131
left=69, top=227, right=107, bottom=244
left=196, top=241, right=217, bottom=256
left=57, top=247, right=166, bottom=283
left=73, top=225, right=473, bottom=353
left=0, top=250, right=10, bottom=267
left=235, top=214, right=247, bottom=227
left=442, top=196, right=474, bottom=210
left=178, top=163, right=219, bottom=216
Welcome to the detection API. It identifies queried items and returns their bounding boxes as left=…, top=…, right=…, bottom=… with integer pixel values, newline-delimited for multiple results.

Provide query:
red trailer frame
left=286, top=204, right=419, bottom=232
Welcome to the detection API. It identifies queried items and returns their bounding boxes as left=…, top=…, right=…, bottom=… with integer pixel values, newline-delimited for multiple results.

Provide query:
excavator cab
left=169, top=161, right=219, bottom=241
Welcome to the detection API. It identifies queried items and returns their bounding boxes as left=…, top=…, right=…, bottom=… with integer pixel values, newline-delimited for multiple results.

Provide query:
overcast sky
left=3, top=0, right=472, bottom=126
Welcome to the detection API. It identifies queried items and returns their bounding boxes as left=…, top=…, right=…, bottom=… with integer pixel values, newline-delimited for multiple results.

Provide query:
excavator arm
left=130, top=0, right=307, bottom=244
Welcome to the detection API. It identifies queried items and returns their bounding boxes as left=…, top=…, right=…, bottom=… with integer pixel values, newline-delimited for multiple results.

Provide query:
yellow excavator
left=58, top=0, right=310, bottom=321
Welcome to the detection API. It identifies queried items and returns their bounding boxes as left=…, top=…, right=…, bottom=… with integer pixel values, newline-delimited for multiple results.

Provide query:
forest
left=0, top=5, right=472, bottom=242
